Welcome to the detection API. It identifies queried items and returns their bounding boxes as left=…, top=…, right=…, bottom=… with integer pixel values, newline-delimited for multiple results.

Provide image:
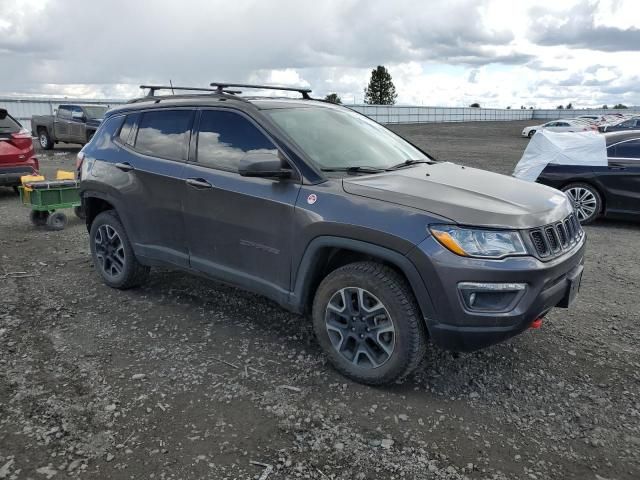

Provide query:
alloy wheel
left=565, top=187, right=597, bottom=222
left=39, top=134, right=47, bottom=148
left=94, top=224, right=126, bottom=278
left=324, top=287, right=396, bottom=369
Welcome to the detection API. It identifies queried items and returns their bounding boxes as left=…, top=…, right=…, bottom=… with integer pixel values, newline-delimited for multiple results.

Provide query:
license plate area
left=557, top=265, right=583, bottom=308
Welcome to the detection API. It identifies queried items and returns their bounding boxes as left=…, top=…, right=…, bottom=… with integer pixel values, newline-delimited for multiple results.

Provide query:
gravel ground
left=1, top=121, right=639, bottom=480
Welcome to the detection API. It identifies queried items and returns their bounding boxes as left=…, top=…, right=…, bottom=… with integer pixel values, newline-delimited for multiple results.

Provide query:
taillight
left=76, top=151, right=85, bottom=170
left=9, top=129, right=33, bottom=150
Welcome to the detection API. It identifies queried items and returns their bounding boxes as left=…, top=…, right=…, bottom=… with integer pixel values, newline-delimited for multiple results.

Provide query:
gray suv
left=79, top=84, right=586, bottom=385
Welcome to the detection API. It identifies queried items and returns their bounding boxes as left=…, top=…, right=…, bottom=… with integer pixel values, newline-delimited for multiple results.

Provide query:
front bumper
left=407, top=235, right=586, bottom=352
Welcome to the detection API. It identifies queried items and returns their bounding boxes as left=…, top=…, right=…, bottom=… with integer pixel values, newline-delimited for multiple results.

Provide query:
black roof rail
left=210, top=83, right=312, bottom=99
left=139, top=85, right=241, bottom=96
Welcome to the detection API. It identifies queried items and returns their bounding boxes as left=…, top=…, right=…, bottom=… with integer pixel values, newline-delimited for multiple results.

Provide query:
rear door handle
left=186, top=177, right=213, bottom=189
left=115, top=162, right=134, bottom=172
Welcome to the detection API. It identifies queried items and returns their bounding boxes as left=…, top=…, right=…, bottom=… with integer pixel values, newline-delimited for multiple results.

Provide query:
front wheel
left=89, top=210, right=149, bottom=289
left=528, top=130, right=536, bottom=138
left=562, top=183, right=601, bottom=224
left=312, top=261, right=427, bottom=385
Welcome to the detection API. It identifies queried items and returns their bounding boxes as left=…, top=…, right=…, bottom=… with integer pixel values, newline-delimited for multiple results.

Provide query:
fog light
left=458, top=282, right=527, bottom=312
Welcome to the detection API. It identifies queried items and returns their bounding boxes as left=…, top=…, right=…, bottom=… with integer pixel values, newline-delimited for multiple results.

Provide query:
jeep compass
left=79, top=83, right=586, bottom=385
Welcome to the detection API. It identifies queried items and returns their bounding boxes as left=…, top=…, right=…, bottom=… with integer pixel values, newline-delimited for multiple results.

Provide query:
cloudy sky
left=1, top=0, right=639, bottom=107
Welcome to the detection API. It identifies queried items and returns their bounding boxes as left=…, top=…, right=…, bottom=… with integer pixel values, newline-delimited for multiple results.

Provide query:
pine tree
left=364, top=66, right=397, bottom=105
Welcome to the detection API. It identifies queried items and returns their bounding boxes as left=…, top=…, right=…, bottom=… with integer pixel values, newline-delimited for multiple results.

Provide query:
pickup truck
left=32, top=104, right=108, bottom=150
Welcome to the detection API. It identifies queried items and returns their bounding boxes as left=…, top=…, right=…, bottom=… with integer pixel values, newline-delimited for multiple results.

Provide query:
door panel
left=120, top=109, right=194, bottom=266
left=69, top=106, right=86, bottom=143
left=182, top=109, right=300, bottom=298
left=54, top=106, right=71, bottom=140
left=598, top=140, right=640, bottom=213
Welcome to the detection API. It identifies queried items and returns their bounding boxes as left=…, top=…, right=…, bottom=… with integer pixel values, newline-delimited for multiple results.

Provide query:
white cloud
left=0, top=0, right=638, bottom=107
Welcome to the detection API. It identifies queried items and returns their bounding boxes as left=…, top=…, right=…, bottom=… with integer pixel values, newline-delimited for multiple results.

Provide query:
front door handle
left=186, top=177, right=213, bottom=189
left=115, top=162, right=134, bottom=172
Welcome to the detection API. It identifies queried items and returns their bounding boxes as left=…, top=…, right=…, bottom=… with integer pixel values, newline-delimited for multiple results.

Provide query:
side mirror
left=238, top=152, right=292, bottom=178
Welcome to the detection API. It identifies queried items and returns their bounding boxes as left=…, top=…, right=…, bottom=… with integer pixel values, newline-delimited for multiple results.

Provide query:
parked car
left=0, top=108, right=39, bottom=190
left=522, top=119, right=597, bottom=138
left=79, top=83, right=585, bottom=385
left=32, top=104, right=108, bottom=150
left=599, top=116, right=640, bottom=133
left=536, top=131, right=640, bottom=224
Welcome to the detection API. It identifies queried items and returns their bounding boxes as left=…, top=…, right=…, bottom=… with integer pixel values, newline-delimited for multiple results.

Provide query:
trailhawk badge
left=307, top=194, right=317, bottom=205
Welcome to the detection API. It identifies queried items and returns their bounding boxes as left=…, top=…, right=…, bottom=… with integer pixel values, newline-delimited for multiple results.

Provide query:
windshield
left=84, top=106, right=108, bottom=119
left=265, top=107, right=429, bottom=170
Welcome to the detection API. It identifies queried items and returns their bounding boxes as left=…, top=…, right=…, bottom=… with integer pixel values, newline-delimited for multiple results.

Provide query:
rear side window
left=58, top=106, right=71, bottom=119
left=134, top=110, right=193, bottom=161
left=612, top=139, right=640, bottom=159
left=0, top=112, right=22, bottom=134
left=196, top=110, right=277, bottom=171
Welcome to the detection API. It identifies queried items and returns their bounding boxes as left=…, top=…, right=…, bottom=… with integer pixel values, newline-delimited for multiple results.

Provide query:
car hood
left=342, top=162, right=572, bottom=229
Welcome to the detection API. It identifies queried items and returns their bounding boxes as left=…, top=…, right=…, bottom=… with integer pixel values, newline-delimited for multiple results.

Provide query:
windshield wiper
left=387, top=159, right=435, bottom=170
left=320, top=166, right=386, bottom=174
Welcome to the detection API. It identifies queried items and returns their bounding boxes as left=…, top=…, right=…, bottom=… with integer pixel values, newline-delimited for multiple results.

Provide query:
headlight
left=430, top=225, right=527, bottom=259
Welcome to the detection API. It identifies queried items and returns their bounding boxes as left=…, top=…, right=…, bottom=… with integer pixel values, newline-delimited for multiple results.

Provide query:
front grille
left=529, top=214, right=583, bottom=259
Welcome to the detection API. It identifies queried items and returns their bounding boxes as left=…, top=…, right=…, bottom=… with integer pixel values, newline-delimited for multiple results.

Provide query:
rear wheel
left=38, top=129, right=53, bottom=150
left=312, top=261, right=427, bottom=385
left=562, top=183, right=601, bottom=224
left=528, top=129, right=536, bottom=138
left=90, top=210, right=149, bottom=289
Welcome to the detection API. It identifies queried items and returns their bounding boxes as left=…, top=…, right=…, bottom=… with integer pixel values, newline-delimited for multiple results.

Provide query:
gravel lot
left=1, top=120, right=639, bottom=480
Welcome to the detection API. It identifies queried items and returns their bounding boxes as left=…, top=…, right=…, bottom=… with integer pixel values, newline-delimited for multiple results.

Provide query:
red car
left=0, top=108, right=39, bottom=190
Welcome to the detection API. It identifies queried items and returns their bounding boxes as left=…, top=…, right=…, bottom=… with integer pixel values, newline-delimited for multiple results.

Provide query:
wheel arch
left=290, top=236, right=436, bottom=323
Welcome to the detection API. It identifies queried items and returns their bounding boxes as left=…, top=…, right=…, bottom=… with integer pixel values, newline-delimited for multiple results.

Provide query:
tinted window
left=135, top=110, right=193, bottom=161
left=0, top=112, right=22, bottom=134
left=557, top=122, right=570, bottom=127
left=58, top=106, right=71, bottom=119
left=614, top=140, right=640, bottom=159
left=70, top=106, right=84, bottom=119
left=118, top=114, right=138, bottom=145
left=196, top=110, right=277, bottom=171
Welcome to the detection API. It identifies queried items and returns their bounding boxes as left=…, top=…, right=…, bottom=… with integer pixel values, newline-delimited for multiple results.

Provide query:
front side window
left=265, top=107, right=428, bottom=170
left=134, top=110, right=193, bottom=161
left=196, top=110, right=278, bottom=171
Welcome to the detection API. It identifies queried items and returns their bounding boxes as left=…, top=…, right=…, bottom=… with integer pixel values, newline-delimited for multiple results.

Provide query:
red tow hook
left=530, top=318, right=543, bottom=329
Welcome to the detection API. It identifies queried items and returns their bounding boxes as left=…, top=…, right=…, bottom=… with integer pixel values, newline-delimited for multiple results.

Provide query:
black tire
left=74, top=205, right=86, bottom=220
left=312, top=261, right=427, bottom=385
left=89, top=210, right=149, bottom=289
left=46, top=211, right=67, bottom=231
left=562, top=182, right=602, bottom=225
left=38, top=129, right=54, bottom=150
left=30, top=210, right=49, bottom=227
left=528, top=130, right=536, bottom=138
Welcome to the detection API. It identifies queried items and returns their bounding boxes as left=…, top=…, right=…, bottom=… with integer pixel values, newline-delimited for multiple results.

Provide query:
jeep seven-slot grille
left=529, top=214, right=583, bottom=259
